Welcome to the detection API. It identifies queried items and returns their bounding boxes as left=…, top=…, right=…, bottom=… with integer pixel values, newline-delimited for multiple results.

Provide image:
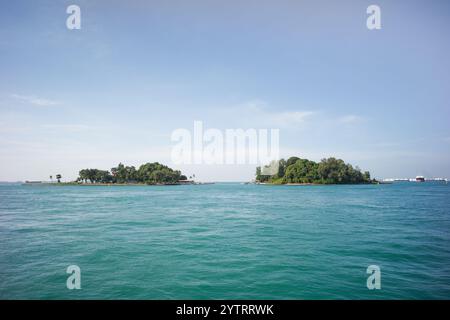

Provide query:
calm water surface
left=0, top=182, right=449, bottom=299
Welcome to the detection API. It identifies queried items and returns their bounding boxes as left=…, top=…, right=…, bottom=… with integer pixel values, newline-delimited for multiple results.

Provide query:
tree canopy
left=77, top=162, right=183, bottom=185
left=256, top=157, right=372, bottom=184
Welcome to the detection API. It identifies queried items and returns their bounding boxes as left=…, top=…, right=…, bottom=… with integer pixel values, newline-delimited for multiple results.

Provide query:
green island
left=74, top=162, right=188, bottom=185
left=30, top=158, right=374, bottom=186
left=256, top=157, right=375, bottom=185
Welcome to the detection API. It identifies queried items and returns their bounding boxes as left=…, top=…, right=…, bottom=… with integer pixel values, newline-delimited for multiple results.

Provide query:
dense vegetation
left=77, top=162, right=186, bottom=185
left=256, top=157, right=373, bottom=184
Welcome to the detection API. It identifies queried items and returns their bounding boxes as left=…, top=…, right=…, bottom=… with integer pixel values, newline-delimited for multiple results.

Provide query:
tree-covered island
left=256, top=157, right=374, bottom=184
left=76, top=162, right=188, bottom=185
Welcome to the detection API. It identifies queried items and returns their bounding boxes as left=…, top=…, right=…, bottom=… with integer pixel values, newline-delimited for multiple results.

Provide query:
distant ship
left=415, top=176, right=425, bottom=182
left=382, top=176, right=448, bottom=183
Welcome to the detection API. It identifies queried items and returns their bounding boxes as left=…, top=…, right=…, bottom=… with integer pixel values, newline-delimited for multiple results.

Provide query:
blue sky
left=1, top=0, right=449, bottom=181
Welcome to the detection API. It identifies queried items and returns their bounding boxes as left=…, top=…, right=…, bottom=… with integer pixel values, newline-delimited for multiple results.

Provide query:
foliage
left=256, top=157, right=372, bottom=184
left=77, top=162, right=182, bottom=184
left=78, top=169, right=112, bottom=183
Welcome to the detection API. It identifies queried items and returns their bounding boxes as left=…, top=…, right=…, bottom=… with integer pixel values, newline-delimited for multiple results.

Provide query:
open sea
left=0, top=182, right=449, bottom=299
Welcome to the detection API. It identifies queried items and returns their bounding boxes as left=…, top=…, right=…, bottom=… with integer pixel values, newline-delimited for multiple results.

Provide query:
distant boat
left=415, top=176, right=425, bottom=182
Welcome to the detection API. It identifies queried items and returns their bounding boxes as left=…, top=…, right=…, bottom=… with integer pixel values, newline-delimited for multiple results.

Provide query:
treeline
left=256, top=157, right=373, bottom=184
left=77, top=162, right=186, bottom=184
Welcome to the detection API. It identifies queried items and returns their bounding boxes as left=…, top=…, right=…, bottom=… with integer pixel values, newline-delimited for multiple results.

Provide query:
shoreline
left=256, top=182, right=377, bottom=186
left=24, top=182, right=189, bottom=186
left=22, top=181, right=378, bottom=187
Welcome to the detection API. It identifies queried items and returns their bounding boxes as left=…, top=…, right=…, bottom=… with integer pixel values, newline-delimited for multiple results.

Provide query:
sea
left=0, top=182, right=449, bottom=299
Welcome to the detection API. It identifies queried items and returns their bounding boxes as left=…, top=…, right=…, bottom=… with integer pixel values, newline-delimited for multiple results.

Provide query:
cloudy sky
left=1, top=0, right=449, bottom=181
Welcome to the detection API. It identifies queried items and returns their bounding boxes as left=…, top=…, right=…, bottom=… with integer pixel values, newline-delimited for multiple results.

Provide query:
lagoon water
left=0, top=182, right=449, bottom=299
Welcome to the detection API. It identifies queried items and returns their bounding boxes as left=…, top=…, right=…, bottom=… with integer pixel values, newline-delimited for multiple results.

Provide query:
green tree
left=256, top=156, right=372, bottom=184
left=77, top=162, right=185, bottom=185
left=137, top=162, right=181, bottom=184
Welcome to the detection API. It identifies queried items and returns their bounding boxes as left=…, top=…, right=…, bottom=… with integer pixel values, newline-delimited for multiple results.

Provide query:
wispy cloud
left=11, top=94, right=60, bottom=106
left=41, top=124, right=92, bottom=132
left=272, top=111, right=315, bottom=125
left=236, top=100, right=316, bottom=128
left=0, top=122, right=31, bottom=133
left=337, top=114, right=364, bottom=124
left=225, top=101, right=367, bottom=131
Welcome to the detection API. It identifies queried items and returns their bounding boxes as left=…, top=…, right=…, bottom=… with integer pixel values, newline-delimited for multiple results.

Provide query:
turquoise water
left=0, top=182, right=449, bottom=299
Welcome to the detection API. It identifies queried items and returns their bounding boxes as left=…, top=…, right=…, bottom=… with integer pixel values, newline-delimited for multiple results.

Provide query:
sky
left=0, top=0, right=449, bottom=182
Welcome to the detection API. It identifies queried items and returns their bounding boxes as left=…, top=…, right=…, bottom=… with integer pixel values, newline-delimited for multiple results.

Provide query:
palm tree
left=56, top=174, right=62, bottom=183
left=49, top=175, right=53, bottom=183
